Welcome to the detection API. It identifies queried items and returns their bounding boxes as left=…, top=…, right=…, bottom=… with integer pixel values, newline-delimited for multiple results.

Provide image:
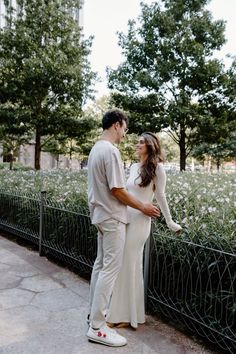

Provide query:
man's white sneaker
left=87, top=324, right=127, bottom=347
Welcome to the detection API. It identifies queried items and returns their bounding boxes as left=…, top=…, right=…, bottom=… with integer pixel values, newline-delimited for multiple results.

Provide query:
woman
left=106, top=132, right=182, bottom=329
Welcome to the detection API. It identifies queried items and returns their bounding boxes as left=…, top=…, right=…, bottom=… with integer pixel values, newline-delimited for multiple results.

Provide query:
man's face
left=114, top=121, right=128, bottom=144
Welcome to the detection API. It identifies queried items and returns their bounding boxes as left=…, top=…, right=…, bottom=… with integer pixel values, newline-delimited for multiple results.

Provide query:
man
left=87, top=109, right=160, bottom=347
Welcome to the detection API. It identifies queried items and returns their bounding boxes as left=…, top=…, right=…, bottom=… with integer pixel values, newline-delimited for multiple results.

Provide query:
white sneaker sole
left=87, top=335, right=127, bottom=347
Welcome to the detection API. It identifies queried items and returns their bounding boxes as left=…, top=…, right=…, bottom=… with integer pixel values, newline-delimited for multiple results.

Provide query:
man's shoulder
left=89, top=141, right=120, bottom=163
left=95, top=140, right=119, bottom=154
left=93, top=140, right=113, bottom=148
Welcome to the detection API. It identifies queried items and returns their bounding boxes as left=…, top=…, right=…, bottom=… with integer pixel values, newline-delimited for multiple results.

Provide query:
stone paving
left=0, top=235, right=215, bottom=354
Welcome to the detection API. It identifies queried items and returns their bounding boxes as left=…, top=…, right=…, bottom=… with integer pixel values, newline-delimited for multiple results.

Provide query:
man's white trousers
left=89, top=218, right=126, bottom=329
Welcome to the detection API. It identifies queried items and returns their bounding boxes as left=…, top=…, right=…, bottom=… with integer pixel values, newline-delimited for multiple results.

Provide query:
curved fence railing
left=0, top=189, right=235, bottom=353
left=0, top=189, right=97, bottom=278
left=147, top=226, right=236, bottom=353
left=0, top=190, right=40, bottom=244
left=41, top=195, right=97, bottom=278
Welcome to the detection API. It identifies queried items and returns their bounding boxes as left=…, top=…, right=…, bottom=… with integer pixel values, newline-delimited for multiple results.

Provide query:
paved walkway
left=0, top=235, right=214, bottom=354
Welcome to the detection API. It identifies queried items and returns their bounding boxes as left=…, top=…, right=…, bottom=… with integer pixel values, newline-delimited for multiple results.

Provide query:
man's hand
left=111, top=188, right=160, bottom=217
left=142, top=203, right=160, bottom=217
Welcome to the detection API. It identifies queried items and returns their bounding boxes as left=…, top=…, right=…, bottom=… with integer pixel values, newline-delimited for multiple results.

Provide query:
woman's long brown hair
left=138, top=132, right=164, bottom=188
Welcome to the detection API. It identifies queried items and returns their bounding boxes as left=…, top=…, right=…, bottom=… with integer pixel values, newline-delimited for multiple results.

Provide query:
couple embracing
left=87, top=109, right=182, bottom=347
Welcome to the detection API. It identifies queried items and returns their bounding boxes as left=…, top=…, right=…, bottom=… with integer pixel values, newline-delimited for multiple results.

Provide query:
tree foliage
left=107, top=0, right=234, bottom=170
left=159, top=131, right=179, bottom=162
left=0, top=0, right=96, bottom=169
left=192, top=57, right=236, bottom=167
left=0, top=122, right=31, bottom=169
left=192, top=132, right=236, bottom=169
left=77, top=96, right=140, bottom=165
left=119, top=133, right=139, bottom=167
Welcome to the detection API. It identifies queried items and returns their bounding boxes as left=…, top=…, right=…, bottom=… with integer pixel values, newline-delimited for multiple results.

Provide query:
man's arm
left=111, top=188, right=160, bottom=217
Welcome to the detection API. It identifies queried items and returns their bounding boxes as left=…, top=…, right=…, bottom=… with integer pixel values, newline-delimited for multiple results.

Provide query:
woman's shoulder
left=155, top=162, right=165, bottom=175
left=130, top=162, right=140, bottom=169
left=156, top=161, right=164, bottom=169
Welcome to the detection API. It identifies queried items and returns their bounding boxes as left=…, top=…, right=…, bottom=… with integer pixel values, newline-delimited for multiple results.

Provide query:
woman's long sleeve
left=154, top=163, right=182, bottom=232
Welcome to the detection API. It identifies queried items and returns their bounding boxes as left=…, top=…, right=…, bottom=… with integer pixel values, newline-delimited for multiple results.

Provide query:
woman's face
left=136, top=136, right=148, bottom=159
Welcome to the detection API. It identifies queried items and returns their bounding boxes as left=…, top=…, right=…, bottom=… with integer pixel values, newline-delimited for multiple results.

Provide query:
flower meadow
left=162, top=171, right=236, bottom=250
left=0, top=169, right=88, bottom=209
left=0, top=169, right=235, bottom=251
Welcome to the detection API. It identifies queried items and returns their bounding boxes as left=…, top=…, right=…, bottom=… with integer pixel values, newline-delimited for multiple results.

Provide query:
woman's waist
left=127, top=206, right=151, bottom=219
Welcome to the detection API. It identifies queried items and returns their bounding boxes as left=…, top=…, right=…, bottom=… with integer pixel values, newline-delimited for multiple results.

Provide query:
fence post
left=39, top=191, right=46, bottom=256
left=144, top=223, right=152, bottom=311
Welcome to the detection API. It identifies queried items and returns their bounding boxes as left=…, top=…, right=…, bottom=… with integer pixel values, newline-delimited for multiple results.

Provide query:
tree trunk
left=56, top=154, right=60, bottom=169
left=207, top=156, right=212, bottom=173
left=216, top=159, right=220, bottom=171
left=35, top=129, right=41, bottom=170
left=179, top=126, right=186, bottom=171
left=191, top=157, right=195, bottom=172
left=9, top=153, right=13, bottom=170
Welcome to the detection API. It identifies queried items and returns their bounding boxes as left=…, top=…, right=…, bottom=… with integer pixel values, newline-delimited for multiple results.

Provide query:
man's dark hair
left=102, top=109, right=128, bottom=130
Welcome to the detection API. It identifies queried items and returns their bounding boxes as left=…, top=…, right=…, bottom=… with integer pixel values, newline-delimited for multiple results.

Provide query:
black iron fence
left=145, top=225, right=236, bottom=353
left=0, top=190, right=40, bottom=244
left=0, top=189, right=97, bottom=278
left=0, top=189, right=235, bottom=353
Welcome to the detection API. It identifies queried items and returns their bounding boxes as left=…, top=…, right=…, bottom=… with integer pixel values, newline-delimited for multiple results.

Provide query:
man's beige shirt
left=88, top=140, right=128, bottom=225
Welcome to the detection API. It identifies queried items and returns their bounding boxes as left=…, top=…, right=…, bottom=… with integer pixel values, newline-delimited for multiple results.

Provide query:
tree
left=0, top=0, right=96, bottom=169
left=159, top=131, right=179, bottom=163
left=0, top=122, right=32, bottom=169
left=191, top=57, right=236, bottom=167
left=77, top=95, right=114, bottom=163
left=42, top=115, right=98, bottom=167
left=0, top=100, right=32, bottom=169
left=119, top=133, right=139, bottom=167
left=192, top=132, right=236, bottom=170
left=108, top=0, right=228, bottom=170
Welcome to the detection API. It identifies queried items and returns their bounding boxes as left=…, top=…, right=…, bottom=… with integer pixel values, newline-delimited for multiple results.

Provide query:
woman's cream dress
left=107, top=163, right=181, bottom=328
